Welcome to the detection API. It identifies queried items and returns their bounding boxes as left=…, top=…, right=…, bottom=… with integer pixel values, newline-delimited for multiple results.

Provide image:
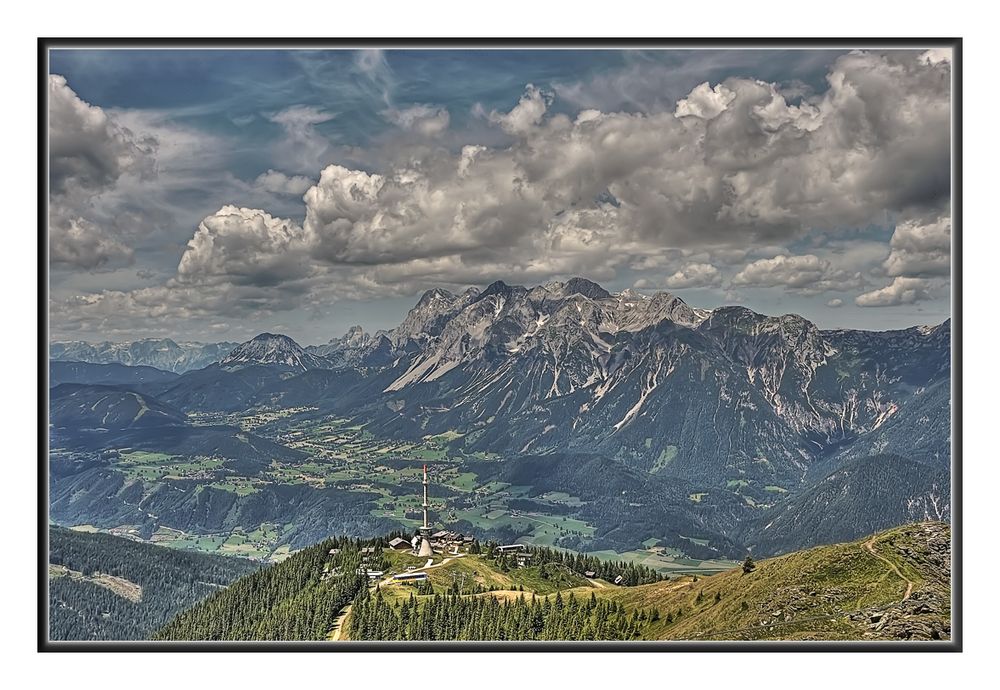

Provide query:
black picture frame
left=38, top=36, right=963, bottom=652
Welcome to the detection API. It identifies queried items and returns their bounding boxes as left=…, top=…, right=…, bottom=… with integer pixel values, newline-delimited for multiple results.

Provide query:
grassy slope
left=379, top=551, right=592, bottom=598
left=371, top=522, right=949, bottom=641
left=604, top=521, right=950, bottom=640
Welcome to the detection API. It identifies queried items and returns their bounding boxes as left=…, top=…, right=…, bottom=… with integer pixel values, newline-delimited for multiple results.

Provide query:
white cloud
left=662, top=263, right=722, bottom=289
left=855, top=277, right=933, bottom=307
left=883, top=214, right=951, bottom=277
left=732, top=254, right=826, bottom=288
left=920, top=48, right=951, bottom=65
left=352, top=50, right=394, bottom=106
left=490, top=84, right=551, bottom=135
left=254, top=169, right=315, bottom=196
left=674, top=82, right=735, bottom=120
left=731, top=254, right=864, bottom=294
left=48, top=75, right=158, bottom=271
left=383, top=104, right=450, bottom=137
left=826, top=298, right=843, bottom=308
left=269, top=105, right=336, bottom=131
left=268, top=105, right=336, bottom=173
left=177, top=206, right=312, bottom=287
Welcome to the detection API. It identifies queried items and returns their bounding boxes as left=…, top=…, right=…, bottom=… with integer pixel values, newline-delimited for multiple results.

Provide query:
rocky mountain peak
left=476, top=280, right=516, bottom=303
left=562, top=277, right=612, bottom=300
left=221, top=333, right=328, bottom=371
left=617, top=288, right=647, bottom=301
left=341, top=325, right=368, bottom=346
left=416, top=288, right=455, bottom=308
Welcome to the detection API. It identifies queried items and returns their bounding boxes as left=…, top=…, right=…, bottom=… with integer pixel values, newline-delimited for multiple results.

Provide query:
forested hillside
left=48, top=527, right=259, bottom=640
left=350, top=588, right=656, bottom=641
left=154, top=536, right=370, bottom=641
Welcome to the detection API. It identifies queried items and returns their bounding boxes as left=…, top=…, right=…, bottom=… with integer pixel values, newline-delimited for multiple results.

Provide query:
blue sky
left=48, top=48, right=952, bottom=344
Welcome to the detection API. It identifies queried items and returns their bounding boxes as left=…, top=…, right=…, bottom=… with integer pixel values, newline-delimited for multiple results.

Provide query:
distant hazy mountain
left=50, top=361, right=180, bottom=388
left=50, top=383, right=187, bottom=430
left=307, top=324, right=371, bottom=357
left=50, top=339, right=238, bottom=373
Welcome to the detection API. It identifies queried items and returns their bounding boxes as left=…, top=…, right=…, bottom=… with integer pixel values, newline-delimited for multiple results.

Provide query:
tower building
left=417, top=464, right=434, bottom=557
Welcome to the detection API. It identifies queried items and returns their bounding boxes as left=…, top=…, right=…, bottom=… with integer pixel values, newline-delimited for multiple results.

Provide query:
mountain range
left=48, top=277, right=952, bottom=558
left=50, top=339, right=238, bottom=374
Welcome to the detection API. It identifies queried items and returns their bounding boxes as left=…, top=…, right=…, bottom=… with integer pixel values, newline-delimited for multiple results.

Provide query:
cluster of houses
left=320, top=546, right=390, bottom=582
left=387, top=530, right=474, bottom=555
left=494, top=543, right=533, bottom=568
left=357, top=546, right=385, bottom=580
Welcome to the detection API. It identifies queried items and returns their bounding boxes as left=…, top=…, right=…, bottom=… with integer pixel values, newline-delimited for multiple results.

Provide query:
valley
left=53, top=407, right=736, bottom=572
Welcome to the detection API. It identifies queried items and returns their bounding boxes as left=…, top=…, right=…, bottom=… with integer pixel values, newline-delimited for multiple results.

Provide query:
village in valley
left=63, top=406, right=735, bottom=573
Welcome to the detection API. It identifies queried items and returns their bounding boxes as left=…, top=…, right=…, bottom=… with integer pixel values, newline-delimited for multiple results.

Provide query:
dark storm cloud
left=48, top=75, right=156, bottom=270
left=49, top=74, right=157, bottom=196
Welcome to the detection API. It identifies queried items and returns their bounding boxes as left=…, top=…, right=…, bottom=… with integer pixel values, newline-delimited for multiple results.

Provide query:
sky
left=48, top=47, right=953, bottom=345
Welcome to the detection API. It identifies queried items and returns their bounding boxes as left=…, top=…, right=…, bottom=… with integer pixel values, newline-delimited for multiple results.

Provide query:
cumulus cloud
left=662, top=263, right=723, bottom=289
left=920, top=48, right=951, bottom=65
left=883, top=214, right=951, bottom=277
left=855, top=277, right=933, bottom=307
left=731, top=254, right=864, bottom=294
left=254, top=169, right=315, bottom=196
left=52, top=207, right=318, bottom=333
left=490, top=84, right=552, bottom=135
left=674, top=82, right=736, bottom=119
left=826, top=298, right=843, bottom=308
left=383, top=104, right=450, bottom=137
left=177, top=206, right=312, bottom=287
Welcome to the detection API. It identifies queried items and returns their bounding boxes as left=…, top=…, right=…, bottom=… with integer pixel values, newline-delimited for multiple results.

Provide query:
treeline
left=154, top=536, right=373, bottom=641
left=48, top=527, right=258, bottom=641
left=349, top=589, right=661, bottom=641
left=513, top=543, right=667, bottom=586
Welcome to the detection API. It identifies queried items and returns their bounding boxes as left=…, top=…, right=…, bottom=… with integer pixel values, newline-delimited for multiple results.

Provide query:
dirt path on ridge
left=329, top=604, right=351, bottom=641
left=863, top=535, right=914, bottom=601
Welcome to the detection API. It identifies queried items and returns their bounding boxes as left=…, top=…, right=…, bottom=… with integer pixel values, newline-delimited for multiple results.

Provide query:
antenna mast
left=422, top=463, right=429, bottom=531
left=416, top=463, right=434, bottom=558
